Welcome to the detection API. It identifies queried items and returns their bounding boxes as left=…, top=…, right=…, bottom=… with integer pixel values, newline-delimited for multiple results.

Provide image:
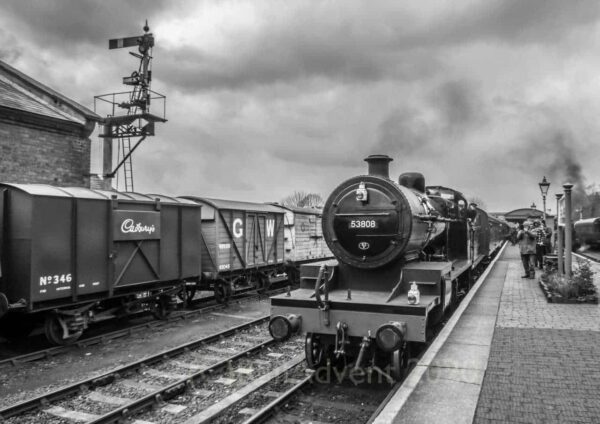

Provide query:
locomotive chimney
left=399, top=172, right=426, bottom=193
left=364, top=154, right=393, bottom=179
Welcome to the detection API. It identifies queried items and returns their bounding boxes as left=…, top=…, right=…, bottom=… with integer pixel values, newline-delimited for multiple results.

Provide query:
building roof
left=183, top=197, right=285, bottom=214
left=503, top=208, right=555, bottom=219
left=0, top=60, right=101, bottom=125
left=0, top=183, right=196, bottom=205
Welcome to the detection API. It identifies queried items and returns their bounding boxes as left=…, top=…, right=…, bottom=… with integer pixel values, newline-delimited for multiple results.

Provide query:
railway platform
left=372, top=243, right=600, bottom=424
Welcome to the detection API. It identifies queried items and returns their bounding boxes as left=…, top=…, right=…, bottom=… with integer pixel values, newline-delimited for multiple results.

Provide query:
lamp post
left=555, top=193, right=563, bottom=276
left=563, top=183, right=574, bottom=278
left=539, top=176, right=550, bottom=225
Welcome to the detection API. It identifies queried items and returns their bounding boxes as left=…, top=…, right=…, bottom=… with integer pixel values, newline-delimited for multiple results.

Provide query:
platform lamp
left=539, top=176, right=551, bottom=224
left=555, top=193, right=563, bottom=275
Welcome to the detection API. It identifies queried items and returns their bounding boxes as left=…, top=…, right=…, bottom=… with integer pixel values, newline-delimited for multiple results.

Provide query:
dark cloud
left=445, top=0, right=600, bottom=45
left=430, top=80, right=486, bottom=131
left=373, top=108, right=431, bottom=157
left=0, top=0, right=173, bottom=49
left=510, top=126, right=586, bottom=202
left=154, top=0, right=600, bottom=92
left=156, top=47, right=441, bottom=92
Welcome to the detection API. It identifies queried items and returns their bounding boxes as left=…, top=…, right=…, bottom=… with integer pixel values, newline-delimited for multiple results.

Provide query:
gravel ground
left=270, top=378, right=393, bottom=424
left=211, top=363, right=310, bottom=424
left=130, top=337, right=304, bottom=424
left=0, top=297, right=271, bottom=410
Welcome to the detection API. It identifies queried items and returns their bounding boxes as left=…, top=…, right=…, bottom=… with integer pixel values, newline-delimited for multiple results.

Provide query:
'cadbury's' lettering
left=121, top=219, right=156, bottom=235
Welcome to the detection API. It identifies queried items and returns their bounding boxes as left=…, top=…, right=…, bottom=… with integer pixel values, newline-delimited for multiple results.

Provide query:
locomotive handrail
left=335, top=212, right=392, bottom=216
left=314, top=264, right=329, bottom=311
left=414, top=214, right=461, bottom=223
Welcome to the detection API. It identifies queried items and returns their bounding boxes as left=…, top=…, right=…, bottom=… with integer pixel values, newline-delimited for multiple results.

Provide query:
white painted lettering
left=233, top=218, right=243, bottom=238
left=266, top=219, right=275, bottom=237
left=121, top=219, right=156, bottom=235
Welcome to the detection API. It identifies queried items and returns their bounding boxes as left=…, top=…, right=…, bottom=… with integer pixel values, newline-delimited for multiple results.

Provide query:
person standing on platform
left=543, top=223, right=553, bottom=266
left=532, top=220, right=547, bottom=269
left=517, top=222, right=537, bottom=278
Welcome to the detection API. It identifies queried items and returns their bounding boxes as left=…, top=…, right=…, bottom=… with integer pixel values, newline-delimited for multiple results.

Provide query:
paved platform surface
left=474, top=246, right=600, bottom=424
left=373, top=244, right=600, bottom=424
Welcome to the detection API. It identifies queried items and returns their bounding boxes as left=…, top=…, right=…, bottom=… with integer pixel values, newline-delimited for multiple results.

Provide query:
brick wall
left=0, top=120, right=91, bottom=187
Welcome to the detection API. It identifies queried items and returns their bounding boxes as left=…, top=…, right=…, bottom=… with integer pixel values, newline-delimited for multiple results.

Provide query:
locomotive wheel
left=151, top=295, right=172, bottom=320
left=389, top=346, right=409, bottom=381
left=44, top=314, right=82, bottom=346
left=305, top=333, right=326, bottom=369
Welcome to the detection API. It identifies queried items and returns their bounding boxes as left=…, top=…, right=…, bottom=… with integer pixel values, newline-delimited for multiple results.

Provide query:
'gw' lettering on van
left=266, top=219, right=275, bottom=237
left=233, top=218, right=243, bottom=238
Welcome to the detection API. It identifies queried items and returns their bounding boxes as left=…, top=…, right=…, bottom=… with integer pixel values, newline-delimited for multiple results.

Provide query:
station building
left=490, top=207, right=555, bottom=228
left=0, top=60, right=101, bottom=188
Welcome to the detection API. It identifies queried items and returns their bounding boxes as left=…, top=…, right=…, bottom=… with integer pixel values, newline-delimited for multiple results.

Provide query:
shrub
left=545, top=259, right=597, bottom=299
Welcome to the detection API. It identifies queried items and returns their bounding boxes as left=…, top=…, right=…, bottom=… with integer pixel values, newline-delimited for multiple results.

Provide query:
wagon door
left=246, top=212, right=261, bottom=267
left=265, top=213, right=284, bottom=266
left=111, top=209, right=161, bottom=289
left=217, top=209, right=246, bottom=272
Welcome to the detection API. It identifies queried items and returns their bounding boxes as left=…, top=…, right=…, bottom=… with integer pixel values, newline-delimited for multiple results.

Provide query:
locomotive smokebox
left=365, top=154, right=393, bottom=179
left=399, top=172, right=426, bottom=193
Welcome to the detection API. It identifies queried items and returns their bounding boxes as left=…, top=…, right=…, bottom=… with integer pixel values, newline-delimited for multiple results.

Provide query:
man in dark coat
left=517, top=222, right=537, bottom=278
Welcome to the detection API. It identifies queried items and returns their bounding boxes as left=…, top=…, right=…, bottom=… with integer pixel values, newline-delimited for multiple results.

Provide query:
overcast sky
left=2, top=0, right=600, bottom=212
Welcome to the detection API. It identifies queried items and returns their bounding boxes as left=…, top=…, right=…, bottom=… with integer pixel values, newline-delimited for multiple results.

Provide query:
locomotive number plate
left=348, top=219, right=378, bottom=229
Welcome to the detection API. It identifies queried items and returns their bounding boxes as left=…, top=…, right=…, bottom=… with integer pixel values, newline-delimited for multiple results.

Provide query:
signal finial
left=143, top=20, right=150, bottom=33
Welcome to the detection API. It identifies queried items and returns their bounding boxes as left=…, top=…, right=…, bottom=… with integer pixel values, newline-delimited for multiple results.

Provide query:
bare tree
left=281, top=191, right=324, bottom=208
left=468, top=196, right=487, bottom=210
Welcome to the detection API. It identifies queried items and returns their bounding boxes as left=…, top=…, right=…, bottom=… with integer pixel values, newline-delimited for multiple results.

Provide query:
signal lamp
left=268, top=314, right=301, bottom=341
left=375, top=321, right=407, bottom=352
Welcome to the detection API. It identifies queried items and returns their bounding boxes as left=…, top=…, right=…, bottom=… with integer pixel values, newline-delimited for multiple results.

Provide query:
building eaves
left=0, top=60, right=101, bottom=122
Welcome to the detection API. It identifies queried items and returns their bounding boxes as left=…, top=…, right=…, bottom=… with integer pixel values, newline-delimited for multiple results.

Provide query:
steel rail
left=0, top=315, right=270, bottom=419
left=88, top=339, right=294, bottom=424
left=89, top=338, right=280, bottom=424
left=241, top=373, right=314, bottom=424
left=0, top=287, right=282, bottom=369
left=573, top=251, right=600, bottom=264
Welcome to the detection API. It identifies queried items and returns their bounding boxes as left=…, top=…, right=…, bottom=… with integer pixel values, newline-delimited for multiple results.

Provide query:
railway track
left=574, top=249, right=600, bottom=264
left=0, top=248, right=505, bottom=423
left=0, top=288, right=284, bottom=369
left=0, top=316, right=284, bottom=423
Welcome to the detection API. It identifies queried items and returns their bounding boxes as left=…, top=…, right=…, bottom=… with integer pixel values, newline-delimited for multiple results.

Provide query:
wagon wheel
left=214, top=280, right=231, bottom=304
left=151, top=295, right=172, bottom=320
left=256, top=273, right=271, bottom=294
left=44, top=314, right=82, bottom=346
left=305, top=333, right=326, bottom=369
left=389, top=344, right=409, bottom=381
left=177, top=284, right=197, bottom=306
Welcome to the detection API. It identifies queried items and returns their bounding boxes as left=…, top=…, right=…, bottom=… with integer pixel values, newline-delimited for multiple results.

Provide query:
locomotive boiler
left=268, top=154, right=507, bottom=379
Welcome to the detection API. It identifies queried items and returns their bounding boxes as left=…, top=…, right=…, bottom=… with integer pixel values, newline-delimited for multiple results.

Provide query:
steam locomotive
left=268, top=155, right=509, bottom=379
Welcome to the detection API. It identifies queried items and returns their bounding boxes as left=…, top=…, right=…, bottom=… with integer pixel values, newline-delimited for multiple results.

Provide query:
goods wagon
left=183, top=197, right=286, bottom=301
left=0, top=184, right=202, bottom=344
left=276, top=205, right=333, bottom=283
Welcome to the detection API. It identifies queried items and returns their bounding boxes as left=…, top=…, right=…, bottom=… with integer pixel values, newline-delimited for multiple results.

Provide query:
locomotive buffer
left=94, top=21, right=166, bottom=192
